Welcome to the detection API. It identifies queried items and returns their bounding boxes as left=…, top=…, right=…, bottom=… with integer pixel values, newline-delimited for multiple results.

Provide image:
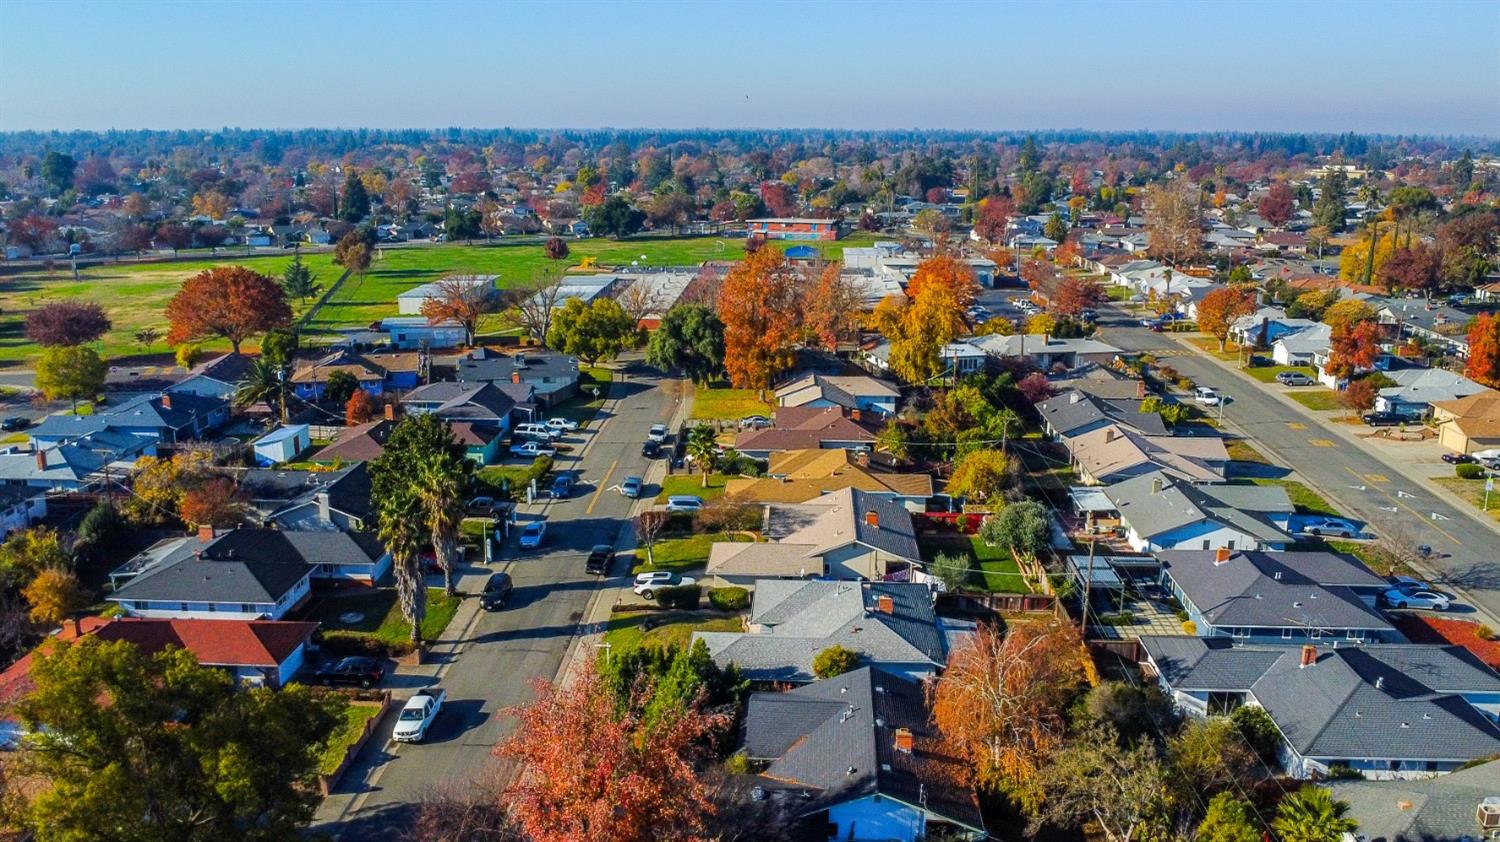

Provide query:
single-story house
left=240, top=463, right=375, bottom=532
left=1064, top=425, right=1228, bottom=485
left=967, top=333, right=1121, bottom=371
left=1228, top=307, right=1318, bottom=349
left=288, top=350, right=423, bottom=399
left=1037, top=390, right=1166, bottom=440
left=1374, top=369, right=1489, bottom=419
left=0, top=486, right=46, bottom=539
left=172, top=353, right=259, bottom=401
left=722, top=449, right=932, bottom=508
left=0, top=431, right=155, bottom=491
left=734, top=407, right=880, bottom=459
left=741, top=667, right=985, bottom=841
left=1271, top=322, right=1333, bottom=367
left=1432, top=390, right=1500, bottom=454
left=252, top=424, right=310, bottom=466
left=1379, top=300, right=1473, bottom=358
left=1157, top=549, right=1393, bottom=643
left=775, top=373, right=900, bottom=417
left=30, top=390, right=228, bottom=446
left=399, top=381, right=515, bottom=459
left=1140, top=636, right=1500, bottom=780
left=396, top=275, right=496, bottom=316
left=706, top=488, right=920, bottom=586
left=378, top=317, right=467, bottom=350
left=1329, top=759, right=1500, bottom=841
left=311, top=417, right=396, bottom=464
left=453, top=347, right=580, bottom=407
left=694, top=580, right=949, bottom=683
left=1104, top=471, right=1293, bottom=553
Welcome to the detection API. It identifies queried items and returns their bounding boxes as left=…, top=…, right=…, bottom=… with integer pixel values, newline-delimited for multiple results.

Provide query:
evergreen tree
left=341, top=168, right=371, bottom=222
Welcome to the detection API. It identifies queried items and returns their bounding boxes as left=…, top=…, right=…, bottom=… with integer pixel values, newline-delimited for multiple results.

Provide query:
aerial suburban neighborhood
left=0, top=2, right=1497, bottom=841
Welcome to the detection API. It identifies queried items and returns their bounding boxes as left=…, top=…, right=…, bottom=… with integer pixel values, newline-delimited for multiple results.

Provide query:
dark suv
left=480, top=571, right=514, bottom=611
left=314, top=656, right=385, bottom=688
left=585, top=544, right=613, bottom=575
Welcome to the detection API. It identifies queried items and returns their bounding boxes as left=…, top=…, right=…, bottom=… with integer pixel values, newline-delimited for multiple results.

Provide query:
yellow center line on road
left=587, top=460, right=618, bottom=515
left=1343, top=466, right=1461, bottom=544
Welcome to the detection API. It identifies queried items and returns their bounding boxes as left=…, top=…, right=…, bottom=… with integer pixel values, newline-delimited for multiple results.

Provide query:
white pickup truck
left=392, top=689, right=446, bottom=743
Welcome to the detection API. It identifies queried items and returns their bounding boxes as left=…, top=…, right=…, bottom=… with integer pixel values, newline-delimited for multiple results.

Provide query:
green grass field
left=1288, top=389, right=1344, bottom=412
left=635, top=531, right=751, bottom=573
left=690, top=387, right=774, bottom=422
left=602, top=610, right=744, bottom=652
left=656, top=473, right=728, bottom=502
left=304, top=587, right=461, bottom=644
left=1243, top=364, right=1315, bottom=384
left=317, top=703, right=383, bottom=775
left=918, top=534, right=1032, bottom=593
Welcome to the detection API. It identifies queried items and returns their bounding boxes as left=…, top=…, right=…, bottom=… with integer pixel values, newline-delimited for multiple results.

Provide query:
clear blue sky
left=1, top=0, right=1496, bottom=135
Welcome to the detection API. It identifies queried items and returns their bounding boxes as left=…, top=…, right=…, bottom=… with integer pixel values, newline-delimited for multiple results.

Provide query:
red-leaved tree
left=1018, top=371, right=1054, bottom=404
left=345, top=389, right=379, bottom=425
left=1257, top=182, right=1296, bottom=228
left=1339, top=376, right=1380, bottom=416
left=164, top=266, right=292, bottom=353
left=25, top=301, right=112, bottom=347
left=1378, top=244, right=1442, bottom=300
left=1051, top=277, right=1104, bottom=318
left=759, top=181, right=796, bottom=217
left=1326, top=320, right=1383, bottom=380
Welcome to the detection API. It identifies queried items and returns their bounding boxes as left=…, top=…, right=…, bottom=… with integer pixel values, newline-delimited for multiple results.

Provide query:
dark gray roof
left=1330, top=760, right=1500, bottom=842
left=1160, top=550, right=1392, bottom=631
left=241, top=463, right=373, bottom=524
left=1105, top=472, right=1293, bottom=544
left=743, top=667, right=984, bottom=834
left=31, top=390, right=224, bottom=439
left=1038, top=391, right=1168, bottom=437
left=400, top=381, right=515, bottom=424
left=454, top=347, right=579, bottom=393
left=695, top=581, right=945, bottom=681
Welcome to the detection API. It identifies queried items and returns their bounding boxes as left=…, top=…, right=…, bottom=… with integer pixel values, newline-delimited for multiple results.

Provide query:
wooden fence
left=318, top=691, right=397, bottom=795
left=938, top=592, right=1056, bottom=615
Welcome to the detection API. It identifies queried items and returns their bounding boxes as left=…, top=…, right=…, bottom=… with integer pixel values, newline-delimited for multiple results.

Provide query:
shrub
left=1457, top=463, right=1485, bottom=480
left=1181, top=620, right=1197, bottom=635
left=1230, top=704, right=1282, bottom=763
left=708, top=586, right=750, bottom=611
left=1477, top=624, right=1496, bottom=641
left=317, top=630, right=415, bottom=658
left=1176, top=376, right=1195, bottom=390
left=723, top=752, right=752, bottom=775
left=812, top=644, right=860, bottom=679
left=978, top=515, right=1003, bottom=547
left=655, top=584, right=701, bottom=610
left=1174, top=609, right=1190, bottom=622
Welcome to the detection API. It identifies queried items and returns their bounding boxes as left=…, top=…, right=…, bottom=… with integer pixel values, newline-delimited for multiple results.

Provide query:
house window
left=1346, top=629, right=1363, bottom=641
left=1232, top=627, right=1250, bottom=638
left=241, top=604, right=253, bottom=613
left=1282, top=628, right=1294, bottom=640
left=1310, top=629, right=1323, bottom=639
left=1425, top=760, right=1439, bottom=771
left=179, top=603, right=189, bottom=612
left=1201, top=540, right=1211, bottom=550
left=1226, top=540, right=1235, bottom=550
left=1388, top=760, right=1401, bottom=771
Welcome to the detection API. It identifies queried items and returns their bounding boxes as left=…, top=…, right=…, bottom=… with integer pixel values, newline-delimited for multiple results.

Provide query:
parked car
left=633, top=571, right=696, bottom=599
left=1193, top=387, right=1221, bottom=406
left=392, top=689, right=446, bottom=743
left=479, top=572, right=514, bottom=611
left=0, top=417, right=28, bottom=432
left=514, top=423, right=563, bottom=441
left=1147, top=320, right=1164, bottom=332
left=647, top=424, right=670, bottom=444
left=466, top=496, right=502, bottom=516
left=1442, top=452, right=1477, bottom=465
left=739, top=415, right=772, bottom=429
left=1079, top=308, right=1098, bottom=323
left=544, top=417, right=579, bottom=433
left=510, top=441, right=557, bottom=458
left=314, top=656, right=385, bottom=689
left=1390, top=575, right=1443, bottom=595
left=665, top=495, right=704, bottom=513
left=620, top=476, right=644, bottom=498
left=1275, top=371, right=1314, bottom=386
left=1297, top=517, right=1359, bottom=538
left=550, top=473, right=576, bottom=498
left=585, top=544, right=613, bottom=575
left=642, top=440, right=661, bottom=459
left=1381, top=588, right=1451, bottom=611
left=1361, top=411, right=1411, bottom=427
left=518, top=520, right=547, bottom=550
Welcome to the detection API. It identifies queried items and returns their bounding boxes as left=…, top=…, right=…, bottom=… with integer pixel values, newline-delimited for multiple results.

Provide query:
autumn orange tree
left=345, top=389, right=379, bottom=424
left=930, top=618, right=1085, bottom=812
left=906, top=253, right=979, bottom=308
left=1325, top=320, right=1383, bottom=381
left=497, top=667, right=726, bottom=841
left=1196, top=286, right=1260, bottom=350
left=1467, top=313, right=1500, bottom=388
left=164, top=266, right=292, bottom=354
left=805, top=262, right=860, bottom=351
left=717, top=246, right=802, bottom=392
left=179, top=475, right=243, bottom=529
left=1051, top=276, right=1104, bottom=317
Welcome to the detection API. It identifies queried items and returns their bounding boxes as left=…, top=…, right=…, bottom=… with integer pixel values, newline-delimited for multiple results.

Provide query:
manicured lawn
left=636, top=531, right=752, bottom=573
left=1224, top=438, right=1270, bottom=464
left=317, top=703, right=382, bottom=775
left=475, top=455, right=553, bottom=498
left=656, top=473, right=728, bottom=502
left=690, top=386, right=773, bottom=422
left=305, top=587, right=462, bottom=645
left=917, top=534, right=1032, bottom=593
left=1324, top=539, right=1382, bottom=568
left=1104, top=285, right=1136, bottom=301
left=1183, top=336, right=1240, bottom=362
left=602, top=610, right=744, bottom=652
left=1248, top=478, right=1338, bottom=516
left=1433, top=476, right=1500, bottom=523
left=1243, top=364, right=1315, bottom=384
left=1287, top=389, right=1344, bottom=412
left=551, top=366, right=613, bottom=428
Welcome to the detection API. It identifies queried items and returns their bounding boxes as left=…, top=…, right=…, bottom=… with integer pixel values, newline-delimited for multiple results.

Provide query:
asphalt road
left=311, top=363, right=682, bottom=838
left=1095, top=303, right=1500, bottom=622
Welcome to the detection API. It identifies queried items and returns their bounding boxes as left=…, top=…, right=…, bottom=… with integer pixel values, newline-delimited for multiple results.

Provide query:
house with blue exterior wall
left=1141, top=636, right=1500, bottom=780
left=289, top=350, right=423, bottom=399
left=399, top=381, right=515, bottom=463
left=775, top=373, right=900, bottom=417
left=30, top=391, right=228, bottom=446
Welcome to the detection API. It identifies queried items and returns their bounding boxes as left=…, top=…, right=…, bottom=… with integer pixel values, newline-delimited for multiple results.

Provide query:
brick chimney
left=511, top=371, right=521, bottom=384
left=893, top=728, right=914, bottom=753
left=865, top=510, right=879, bottom=529
left=383, top=402, right=396, bottom=421
left=1299, top=644, right=1317, bottom=668
left=1214, top=547, right=1232, bottom=565
left=198, top=524, right=215, bottom=543
left=876, top=594, right=894, bottom=614
left=1150, top=476, right=1163, bottom=495
left=850, top=408, right=862, bottom=423
left=160, top=392, right=172, bottom=410
left=34, top=449, right=45, bottom=471
left=1136, top=379, right=1147, bottom=399
left=855, top=450, right=870, bottom=468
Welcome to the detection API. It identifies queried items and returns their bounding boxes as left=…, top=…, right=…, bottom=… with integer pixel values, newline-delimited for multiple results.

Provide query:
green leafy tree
left=1230, top=703, right=1282, bottom=764
left=1312, top=170, right=1348, bottom=233
left=645, top=304, right=725, bottom=384
left=1044, top=211, right=1069, bottom=242
left=812, top=644, right=859, bottom=679
left=444, top=206, right=482, bottom=242
left=1080, top=681, right=1178, bottom=746
left=874, top=422, right=911, bottom=462
left=685, top=424, right=718, bottom=488
left=259, top=328, right=299, bottom=370
left=414, top=433, right=473, bottom=597
left=322, top=370, right=360, bottom=406
left=582, top=194, right=645, bottom=239
left=280, top=251, right=321, bottom=303
left=341, top=168, right=371, bottom=222
left=946, top=449, right=1020, bottom=503
left=376, top=485, right=426, bottom=645
left=547, top=297, right=639, bottom=365
left=930, top=551, right=969, bottom=592
left=34, top=345, right=106, bottom=411
left=233, top=356, right=291, bottom=423
left=40, top=151, right=76, bottom=195
left=991, top=500, right=1051, bottom=562
left=1196, top=792, right=1262, bottom=842
left=73, top=501, right=129, bottom=567
left=16, top=637, right=344, bottom=842
left=1272, top=786, right=1357, bottom=842
left=372, top=414, right=471, bottom=599
left=1035, top=725, right=1172, bottom=842
left=0, top=527, right=70, bottom=594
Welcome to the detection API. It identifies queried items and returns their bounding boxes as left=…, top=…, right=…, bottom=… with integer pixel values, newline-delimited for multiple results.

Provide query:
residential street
left=310, top=362, right=684, bottom=839
left=1096, top=304, right=1500, bottom=625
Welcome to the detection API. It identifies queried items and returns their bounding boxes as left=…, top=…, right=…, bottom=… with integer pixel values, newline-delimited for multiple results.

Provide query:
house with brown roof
left=312, top=417, right=397, bottom=463
left=723, top=449, right=932, bottom=507
left=1065, top=424, right=1228, bottom=485
left=1433, top=389, right=1500, bottom=454
left=734, top=406, right=881, bottom=459
left=289, top=349, right=424, bottom=399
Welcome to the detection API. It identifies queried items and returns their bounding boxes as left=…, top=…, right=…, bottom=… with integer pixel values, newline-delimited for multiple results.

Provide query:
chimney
left=1069, top=391, right=1083, bottom=404
left=1105, top=428, right=1119, bottom=443
left=850, top=409, right=862, bottom=423
left=316, top=491, right=330, bottom=523
left=34, top=449, right=45, bottom=471
left=876, top=594, right=894, bottom=614
left=865, top=510, right=880, bottom=529
left=383, top=402, right=396, bottom=421
left=1214, top=547, right=1232, bottom=565
left=1299, top=644, right=1317, bottom=668
left=1150, top=476, right=1163, bottom=495
left=893, top=728, right=914, bottom=754
left=198, top=524, right=215, bottom=543
left=1136, top=379, right=1147, bottom=399
left=855, top=450, right=870, bottom=468
left=160, top=392, right=172, bottom=410
left=511, top=370, right=521, bottom=384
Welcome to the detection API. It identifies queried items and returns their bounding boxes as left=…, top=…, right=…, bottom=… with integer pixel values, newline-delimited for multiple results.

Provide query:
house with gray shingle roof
left=742, top=667, right=985, bottom=841
left=775, top=373, right=900, bottom=417
left=1329, top=759, right=1500, bottom=840
left=1104, top=471, right=1293, bottom=552
left=30, top=390, right=227, bottom=446
left=694, top=581, right=949, bottom=683
left=1140, top=636, right=1500, bottom=780
left=1374, top=368, right=1489, bottom=419
left=0, top=430, right=155, bottom=491
left=1157, top=549, right=1394, bottom=643
left=1037, top=390, right=1167, bottom=439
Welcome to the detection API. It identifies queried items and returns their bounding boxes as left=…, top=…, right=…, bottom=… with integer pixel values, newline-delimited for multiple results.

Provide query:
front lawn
left=918, top=534, right=1032, bottom=593
left=690, top=386, right=773, bottom=422
left=1432, top=476, right=1500, bottom=523
left=1287, top=389, right=1344, bottom=412
left=656, top=473, right=728, bottom=502
left=1224, top=438, right=1270, bottom=464
left=636, top=531, right=752, bottom=573
left=1243, top=364, right=1316, bottom=384
left=317, top=703, right=383, bottom=775
left=602, top=610, right=744, bottom=652
left=1183, top=336, right=1241, bottom=362
left=305, top=587, right=462, bottom=646
left=1248, top=478, right=1338, bottom=516
left=475, top=455, right=553, bottom=498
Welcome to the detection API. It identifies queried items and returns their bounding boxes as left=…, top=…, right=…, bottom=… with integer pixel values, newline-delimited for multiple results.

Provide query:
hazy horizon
left=2, top=0, right=1497, bottom=135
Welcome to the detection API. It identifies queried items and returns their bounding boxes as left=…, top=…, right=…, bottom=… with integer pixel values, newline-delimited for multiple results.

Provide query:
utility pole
left=1081, top=536, right=1096, bottom=636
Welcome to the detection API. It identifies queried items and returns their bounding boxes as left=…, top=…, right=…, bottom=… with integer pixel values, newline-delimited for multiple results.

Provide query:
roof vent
left=1374, top=676, right=1384, bottom=690
left=846, top=766, right=857, bottom=776
left=1274, top=571, right=1282, bottom=580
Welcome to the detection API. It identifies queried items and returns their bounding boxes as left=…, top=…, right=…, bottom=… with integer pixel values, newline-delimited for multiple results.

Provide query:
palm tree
left=685, top=424, right=718, bottom=488
left=378, top=487, right=428, bottom=646
left=1272, top=786, right=1357, bottom=842
left=233, top=356, right=289, bottom=423
left=417, top=448, right=471, bottom=597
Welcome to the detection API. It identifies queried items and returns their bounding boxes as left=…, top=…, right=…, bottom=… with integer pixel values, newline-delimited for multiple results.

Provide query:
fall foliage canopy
left=1195, top=286, right=1260, bottom=350
left=164, top=266, right=292, bottom=353
left=717, top=246, right=802, bottom=391
left=1467, top=313, right=1500, bottom=388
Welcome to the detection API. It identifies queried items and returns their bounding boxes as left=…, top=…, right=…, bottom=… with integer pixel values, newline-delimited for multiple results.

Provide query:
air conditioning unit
left=1477, top=797, right=1500, bottom=829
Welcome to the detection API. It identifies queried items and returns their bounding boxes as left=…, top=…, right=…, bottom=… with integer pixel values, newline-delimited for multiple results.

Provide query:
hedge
left=655, top=584, right=701, bottom=610
left=708, top=587, right=750, bottom=611
left=1457, top=463, right=1486, bottom=480
left=316, top=630, right=416, bottom=659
